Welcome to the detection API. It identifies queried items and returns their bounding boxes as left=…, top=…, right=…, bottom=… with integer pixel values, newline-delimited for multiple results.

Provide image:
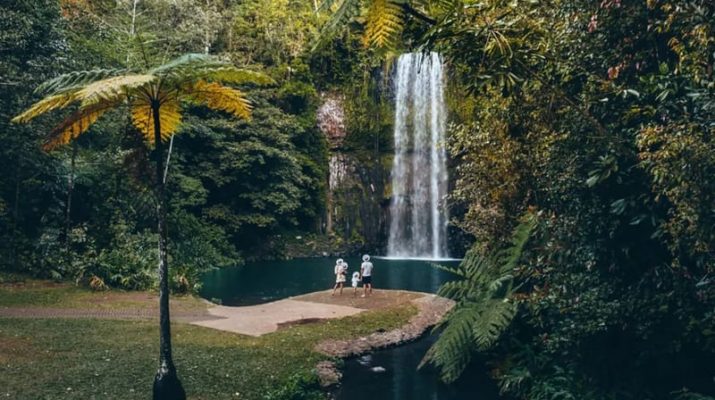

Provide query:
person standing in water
left=332, top=258, right=347, bottom=296
left=360, top=254, right=374, bottom=297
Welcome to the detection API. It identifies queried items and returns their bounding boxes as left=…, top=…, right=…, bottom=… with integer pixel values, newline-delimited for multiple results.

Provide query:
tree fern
left=77, top=74, right=155, bottom=106
left=13, top=54, right=271, bottom=148
left=12, top=92, right=81, bottom=123
left=363, top=0, right=404, bottom=48
left=435, top=279, right=471, bottom=299
left=473, top=299, right=516, bottom=347
left=12, top=54, right=273, bottom=399
left=316, top=0, right=460, bottom=50
left=44, top=100, right=121, bottom=150
left=184, top=80, right=253, bottom=121
left=34, top=68, right=125, bottom=95
left=131, top=98, right=183, bottom=142
left=422, top=212, right=538, bottom=383
left=421, top=305, right=481, bottom=381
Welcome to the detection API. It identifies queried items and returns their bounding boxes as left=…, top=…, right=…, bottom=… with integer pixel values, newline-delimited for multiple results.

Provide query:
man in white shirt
left=360, top=254, right=374, bottom=297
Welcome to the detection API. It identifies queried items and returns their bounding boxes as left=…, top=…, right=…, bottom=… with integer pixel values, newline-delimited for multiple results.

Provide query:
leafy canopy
left=13, top=53, right=274, bottom=149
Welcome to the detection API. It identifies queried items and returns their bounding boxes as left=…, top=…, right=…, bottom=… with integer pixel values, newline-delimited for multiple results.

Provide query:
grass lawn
left=0, top=296, right=416, bottom=399
left=0, top=277, right=208, bottom=312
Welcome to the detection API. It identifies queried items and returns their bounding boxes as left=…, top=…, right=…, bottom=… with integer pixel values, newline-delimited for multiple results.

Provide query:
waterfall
left=387, top=52, right=449, bottom=259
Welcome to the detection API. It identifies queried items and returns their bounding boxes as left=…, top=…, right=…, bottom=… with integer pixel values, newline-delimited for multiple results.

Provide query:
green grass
left=0, top=304, right=417, bottom=399
left=0, top=278, right=207, bottom=311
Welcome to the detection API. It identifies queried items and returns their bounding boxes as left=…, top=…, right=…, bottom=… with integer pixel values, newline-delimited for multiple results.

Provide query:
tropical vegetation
left=1, top=0, right=714, bottom=399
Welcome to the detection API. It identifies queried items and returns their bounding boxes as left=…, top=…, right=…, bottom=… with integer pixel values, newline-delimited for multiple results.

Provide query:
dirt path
left=189, top=289, right=432, bottom=336
left=190, top=298, right=364, bottom=336
left=0, top=288, right=442, bottom=338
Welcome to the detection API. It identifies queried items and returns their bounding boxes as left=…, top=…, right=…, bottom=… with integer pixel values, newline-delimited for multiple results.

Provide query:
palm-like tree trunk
left=64, top=143, right=77, bottom=251
left=151, top=102, right=186, bottom=400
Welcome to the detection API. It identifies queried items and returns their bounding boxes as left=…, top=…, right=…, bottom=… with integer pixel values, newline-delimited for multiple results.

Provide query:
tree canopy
left=1, top=0, right=714, bottom=399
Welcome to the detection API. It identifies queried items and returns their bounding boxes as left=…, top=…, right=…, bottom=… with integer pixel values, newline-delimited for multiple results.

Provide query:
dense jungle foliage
left=2, top=0, right=714, bottom=399
left=320, top=0, right=715, bottom=398
left=0, top=0, right=344, bottom=291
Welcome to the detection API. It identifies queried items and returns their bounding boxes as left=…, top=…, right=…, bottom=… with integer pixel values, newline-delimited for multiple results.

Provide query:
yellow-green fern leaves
left=131, top=98, right=182, bottom=144
left=77, top=75, right=155, bottom=106
left=364, top=0, right=404, bottom=49
left=11, top=92, right=81, bottom=124
left=43, top=101, right=119, bottom=150
left=184, top=80, right=252, bottom=121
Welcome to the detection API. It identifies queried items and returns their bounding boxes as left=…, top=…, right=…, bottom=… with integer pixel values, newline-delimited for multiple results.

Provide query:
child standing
left=351, top=271, right=361, bottom=296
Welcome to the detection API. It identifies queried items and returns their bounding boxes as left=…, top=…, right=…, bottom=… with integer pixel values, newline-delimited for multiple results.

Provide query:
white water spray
left=387, top=52, right=449, bottom=259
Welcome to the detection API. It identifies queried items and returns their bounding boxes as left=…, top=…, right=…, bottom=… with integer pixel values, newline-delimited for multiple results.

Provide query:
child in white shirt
left=351, top=271, right=360, bottom=296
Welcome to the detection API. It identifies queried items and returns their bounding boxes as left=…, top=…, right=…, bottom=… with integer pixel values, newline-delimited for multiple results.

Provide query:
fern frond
left=183, top=80, right=252, bottom=120
left=43, top=101, right=118, bottom=150
left=430, top=262, right=465, bottom=277
left=488, top=273, right=514, bottom=293
left=152, top=55, right=273, bottom=90
left=78, top=75, right=155, bottom=106
left=131, top=98, right=182, bottom=144
left=472, top=299, right=516, bottom=348
left=420, top=305, right=479, bottom=382
left=12, top=91, right=81, bottom=123
left=363, top=0, right=404, bottom=48
left=425, top=212, right=538, bottom=383
left=201, top=67, right=274, bottom=86
left=498, top=213, right=537, bottom=273
left=35, top=68, right=125, bottom=95
left=462, top=249, right=490, bottom=280
left=437, top=279, right=471, bottom=299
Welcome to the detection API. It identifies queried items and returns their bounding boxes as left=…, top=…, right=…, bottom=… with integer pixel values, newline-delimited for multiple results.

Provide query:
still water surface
left=334, top=334, right=499, bottom=400
left=200, top=257, right=459, bottom=306
left=200, top=257, right=500, bottom=400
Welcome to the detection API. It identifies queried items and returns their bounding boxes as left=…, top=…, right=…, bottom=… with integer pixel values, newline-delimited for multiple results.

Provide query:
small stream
left=200, top=257, right=501, bottom=399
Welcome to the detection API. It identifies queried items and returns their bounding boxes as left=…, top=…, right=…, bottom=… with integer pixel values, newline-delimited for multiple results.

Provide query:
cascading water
left=387, top=52, right=449, bottom=259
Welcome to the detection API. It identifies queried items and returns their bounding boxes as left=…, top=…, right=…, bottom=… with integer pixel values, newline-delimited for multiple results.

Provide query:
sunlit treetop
left=13, top=53, right=274, bottom=150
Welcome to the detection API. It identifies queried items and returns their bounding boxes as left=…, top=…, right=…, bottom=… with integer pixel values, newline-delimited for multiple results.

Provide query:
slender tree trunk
left=326, top=175, right=333, bottom=234
left=203, top=0, right=211, bottom=55
left=10, top=163, right=21, bottom=270
left=128, top=0, right=139, bottom=65
left=151, top=103, right=186, bottom=400
left=64, top=143, right=77, bottom=251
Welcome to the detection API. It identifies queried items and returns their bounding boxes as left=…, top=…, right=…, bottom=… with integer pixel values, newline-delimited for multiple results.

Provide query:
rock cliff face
left=318, top=93, right=391, bottom=254
left=317, top=93, right=346, bottom=148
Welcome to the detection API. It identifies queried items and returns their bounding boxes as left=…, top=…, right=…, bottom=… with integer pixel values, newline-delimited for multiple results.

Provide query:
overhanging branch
left=398, top=2, right=436, bottom=25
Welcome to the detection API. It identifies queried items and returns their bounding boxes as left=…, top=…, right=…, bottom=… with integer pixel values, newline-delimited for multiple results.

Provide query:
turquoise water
left=200, top=257, right=460, bottom=306
left=199, top=257, right=500, bottom=399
